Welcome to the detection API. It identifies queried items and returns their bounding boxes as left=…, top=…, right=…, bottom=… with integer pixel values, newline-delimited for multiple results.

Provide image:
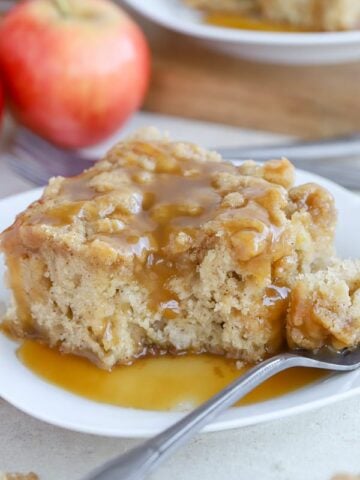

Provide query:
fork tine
left=16, top=127, right=90, bottom=164
left=7, top=128, right=96, bottom=183
left=294, top=346, right=360, bottom=369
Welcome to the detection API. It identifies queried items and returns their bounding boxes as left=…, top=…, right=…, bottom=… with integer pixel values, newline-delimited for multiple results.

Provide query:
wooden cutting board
left=138, top=18, right=360, bottom=139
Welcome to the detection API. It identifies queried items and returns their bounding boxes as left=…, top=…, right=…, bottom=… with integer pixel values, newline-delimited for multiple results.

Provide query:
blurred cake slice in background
left=260, top=0, right=360, bottom=31
left=185, top=0, right=258, bottom=14
left=186, top=0, right=360, bottom=31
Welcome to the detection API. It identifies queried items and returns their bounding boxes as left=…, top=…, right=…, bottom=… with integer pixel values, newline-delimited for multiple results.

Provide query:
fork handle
left=83, top=353, right=304, bottom=480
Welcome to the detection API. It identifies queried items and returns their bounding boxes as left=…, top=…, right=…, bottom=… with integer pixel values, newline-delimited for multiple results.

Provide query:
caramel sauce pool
left=18, top=340, right=326, bottom=411
left=206, top=13, right=313, bottom=32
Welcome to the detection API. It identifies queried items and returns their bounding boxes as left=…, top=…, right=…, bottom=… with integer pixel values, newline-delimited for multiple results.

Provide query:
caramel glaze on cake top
left=2, top=141, right=296, bottom=320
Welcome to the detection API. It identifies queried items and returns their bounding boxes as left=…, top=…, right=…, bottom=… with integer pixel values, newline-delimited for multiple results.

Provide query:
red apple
left=0, top=0, right=150, bottom=148
left=0, top=81, right=3, bottom=126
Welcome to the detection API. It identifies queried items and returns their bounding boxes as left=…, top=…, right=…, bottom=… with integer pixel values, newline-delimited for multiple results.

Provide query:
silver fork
left=83, top=347, right=360, bottom=480
left=4, top=127, right=360, bottom=189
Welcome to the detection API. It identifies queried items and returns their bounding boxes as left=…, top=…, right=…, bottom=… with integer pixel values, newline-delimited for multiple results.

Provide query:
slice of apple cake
left=2, top=128, right=358, bottom=370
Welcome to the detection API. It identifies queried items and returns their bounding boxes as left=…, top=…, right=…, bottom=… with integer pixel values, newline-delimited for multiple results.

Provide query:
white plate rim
left=122, top=0, right=360, bottom=46
left=1, top=172, right=360, bottom=438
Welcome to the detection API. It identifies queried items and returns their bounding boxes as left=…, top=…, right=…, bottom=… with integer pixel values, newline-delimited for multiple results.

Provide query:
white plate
left=123, top=0, right=360, bottom=64
left=1, top=171, right=360, bottom=438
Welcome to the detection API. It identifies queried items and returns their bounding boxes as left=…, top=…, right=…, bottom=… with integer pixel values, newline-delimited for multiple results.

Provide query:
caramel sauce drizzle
left=18, top=340, right=327, bottom=411
left=206, top=12, right=314, bottom=32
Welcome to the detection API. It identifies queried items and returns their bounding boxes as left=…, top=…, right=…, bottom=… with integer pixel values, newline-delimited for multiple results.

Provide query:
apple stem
left=52, top=0, right=72, bottom=17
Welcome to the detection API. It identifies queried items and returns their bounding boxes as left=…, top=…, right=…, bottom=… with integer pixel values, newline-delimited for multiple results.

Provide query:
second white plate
left=123, top=0, right=360, bottom=64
